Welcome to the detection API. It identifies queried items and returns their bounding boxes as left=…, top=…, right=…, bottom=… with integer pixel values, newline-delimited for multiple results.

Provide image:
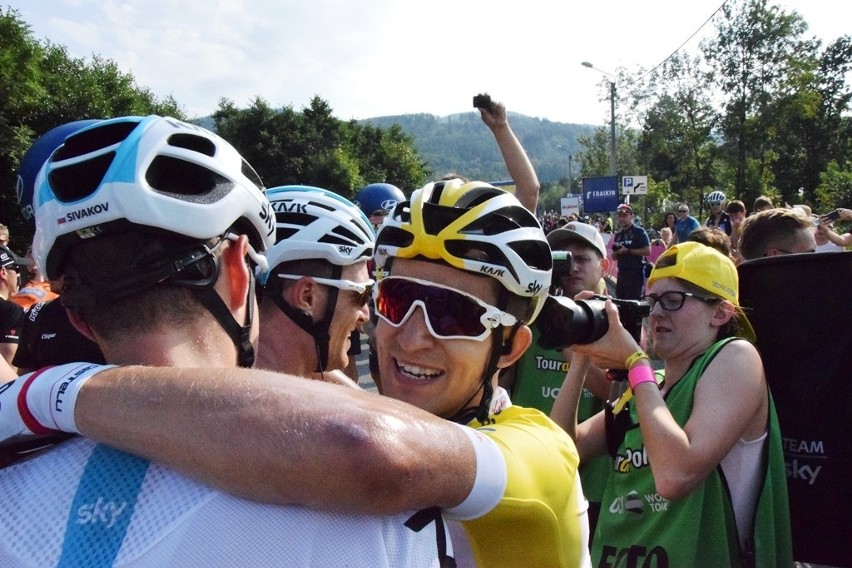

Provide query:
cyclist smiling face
left=375, top=258, right=529, bottom=420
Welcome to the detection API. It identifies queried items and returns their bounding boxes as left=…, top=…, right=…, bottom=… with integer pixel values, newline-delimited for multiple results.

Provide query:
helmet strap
left=195, top=261, right=256, bottom=368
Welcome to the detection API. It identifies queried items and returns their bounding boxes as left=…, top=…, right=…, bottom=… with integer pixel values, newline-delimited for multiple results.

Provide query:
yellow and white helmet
left=375, top=179, right=552, bottom=324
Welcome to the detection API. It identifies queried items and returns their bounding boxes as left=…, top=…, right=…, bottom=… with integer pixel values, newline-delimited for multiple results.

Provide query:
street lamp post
left=581, top=61, right=617, bottom=178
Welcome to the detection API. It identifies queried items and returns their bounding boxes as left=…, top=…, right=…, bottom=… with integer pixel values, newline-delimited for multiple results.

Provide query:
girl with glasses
left=551, top=241, right=791, bottom=566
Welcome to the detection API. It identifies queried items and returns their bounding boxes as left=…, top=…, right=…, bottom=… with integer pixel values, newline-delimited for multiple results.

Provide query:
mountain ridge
left=360, top=112, right=597, bottom=183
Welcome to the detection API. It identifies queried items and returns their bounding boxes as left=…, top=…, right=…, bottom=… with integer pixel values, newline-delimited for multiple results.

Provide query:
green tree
left=702, top=0, right=814, bottom=205
left=213, top=96, right=428, bottom=197
left=635, top=52, right=719, bottom=217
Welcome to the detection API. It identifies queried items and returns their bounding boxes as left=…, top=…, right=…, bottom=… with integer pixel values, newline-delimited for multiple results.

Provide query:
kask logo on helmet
left=57, top=202, right=110, bottom=225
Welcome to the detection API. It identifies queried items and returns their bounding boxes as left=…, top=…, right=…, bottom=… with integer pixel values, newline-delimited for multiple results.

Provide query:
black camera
left=550, top=251, right=574, bottom=295
left=534, top=294, right=650, bottom=351
left=473, top=93, right=492, bottom=110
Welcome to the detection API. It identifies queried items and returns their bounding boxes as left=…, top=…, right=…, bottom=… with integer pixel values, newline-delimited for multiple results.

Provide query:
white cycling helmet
left=33, top=115, right=275, bottom=280
left=706, top=190, right=726, bottom=205
left=258, top=185, right=374, bottom=285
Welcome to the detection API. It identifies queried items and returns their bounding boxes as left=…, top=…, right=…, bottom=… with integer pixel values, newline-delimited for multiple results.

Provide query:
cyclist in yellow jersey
left=372, top=179, right=589, bottom=567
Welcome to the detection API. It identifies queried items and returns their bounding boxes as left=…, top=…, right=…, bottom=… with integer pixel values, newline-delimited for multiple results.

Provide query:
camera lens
left=534, top=295, right=609, bottom=350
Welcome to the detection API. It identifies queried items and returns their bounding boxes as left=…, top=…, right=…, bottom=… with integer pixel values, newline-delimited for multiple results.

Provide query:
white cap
left=546, top=222, right=607, bottom=258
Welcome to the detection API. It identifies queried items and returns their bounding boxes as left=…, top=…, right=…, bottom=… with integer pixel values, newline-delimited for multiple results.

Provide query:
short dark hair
left=61, top=231, right=218, bottom=341
left=738, top=208, right=811, bottom=260
left=753, top=195, right=774, bottom=211
left=687, top=226, right=733, bottom=259
left=726, top=200, right=746, bottom=214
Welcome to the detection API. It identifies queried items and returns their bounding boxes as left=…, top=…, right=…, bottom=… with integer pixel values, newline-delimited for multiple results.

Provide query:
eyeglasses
left=374, top=276, right=517, bottom=341
left=709, top=202, right=723, bottom=207
left=616, top=212, right=630, bottom=217
left=642, top=291, right=720, bottom=311
left=278, top=274, right=374, bottom=306
left=678, top=209, right=688, bottom=213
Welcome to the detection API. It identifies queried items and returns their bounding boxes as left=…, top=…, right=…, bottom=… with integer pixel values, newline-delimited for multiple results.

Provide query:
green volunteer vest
left=593, top=338, right=792, bottom=567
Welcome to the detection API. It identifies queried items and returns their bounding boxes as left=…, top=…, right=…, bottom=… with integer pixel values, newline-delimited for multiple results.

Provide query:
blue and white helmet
left=706, top=190, right=726, bottom=205
left=33, top=115, right=275, bottom=279
left=259, top=186, right=374, bottom=285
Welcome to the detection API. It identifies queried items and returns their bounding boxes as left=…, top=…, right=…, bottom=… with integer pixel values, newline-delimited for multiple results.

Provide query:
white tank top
left=720, top=430, right=767, bottom=548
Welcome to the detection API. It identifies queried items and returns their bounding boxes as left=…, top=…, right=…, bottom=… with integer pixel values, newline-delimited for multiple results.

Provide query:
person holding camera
left=611, top=204, right=650, bottom=301
left=550, top=241, right=791, bottom=566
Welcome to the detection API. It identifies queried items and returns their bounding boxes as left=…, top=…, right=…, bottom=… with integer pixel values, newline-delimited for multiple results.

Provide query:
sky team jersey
left=452, top=396, right=591, bottom=567
left=0, top=436, right=450, bottom=567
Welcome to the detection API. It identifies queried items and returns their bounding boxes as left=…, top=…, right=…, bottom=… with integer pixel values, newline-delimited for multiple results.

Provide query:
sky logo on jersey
left=58, top=202, right=110, bottom=225
left=76, top=497, right=128, bottom=529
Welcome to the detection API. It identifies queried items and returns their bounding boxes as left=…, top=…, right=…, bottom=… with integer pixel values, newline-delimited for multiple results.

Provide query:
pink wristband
left=628, top=365, right=656, bottom=390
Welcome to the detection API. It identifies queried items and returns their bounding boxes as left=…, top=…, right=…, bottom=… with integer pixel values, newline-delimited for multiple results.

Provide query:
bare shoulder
left=694, top=339, right=768, bottom=439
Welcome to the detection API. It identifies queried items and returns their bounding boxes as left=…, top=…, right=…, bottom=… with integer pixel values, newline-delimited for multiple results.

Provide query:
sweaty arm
left=5, top=364, right=510, bottom=516
left=479, top=101, right=540, bottom=212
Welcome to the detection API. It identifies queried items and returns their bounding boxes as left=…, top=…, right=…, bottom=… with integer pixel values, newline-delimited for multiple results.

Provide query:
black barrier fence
left=739, top=251, right=852, bottom=567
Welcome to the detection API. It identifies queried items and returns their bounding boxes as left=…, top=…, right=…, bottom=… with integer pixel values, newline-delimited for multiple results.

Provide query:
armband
left=625, top=350, right=649, bottom=370
left=22, top=363, right=114, bottom=433
left=442, top=423, right=507, bottom=521
left=627, top=364, right=656, bottom=391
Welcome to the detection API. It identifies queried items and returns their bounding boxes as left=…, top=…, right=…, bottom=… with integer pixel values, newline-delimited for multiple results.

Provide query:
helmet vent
left=53, top=121, right=138, bottom=161
left=330, top=225, right=364, bottom=244
left=507, top=240, right=552, bottom=270
left=168, top=133, right=216, bottom=157
left=375, top=225, right=413, bottom=249
left=147, top=156, right=233, bottom=197
left=241, top=160, right=265, bottom=190
left=48, top=151, right=116, bottom=203
left=422, top=202, right=465, bottom=235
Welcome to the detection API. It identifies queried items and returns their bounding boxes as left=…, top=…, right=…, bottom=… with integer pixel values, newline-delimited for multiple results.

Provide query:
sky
left=8, top=0, right=850, bottom=126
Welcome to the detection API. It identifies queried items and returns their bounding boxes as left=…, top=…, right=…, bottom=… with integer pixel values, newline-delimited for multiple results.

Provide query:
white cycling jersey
left=0, top=434, right=450, bottom=567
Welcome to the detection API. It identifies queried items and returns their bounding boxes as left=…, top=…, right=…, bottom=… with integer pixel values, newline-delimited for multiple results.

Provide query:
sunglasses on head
left=374, top=276, right=517, bottom=341
left=278, top=274, right=374, bottom=306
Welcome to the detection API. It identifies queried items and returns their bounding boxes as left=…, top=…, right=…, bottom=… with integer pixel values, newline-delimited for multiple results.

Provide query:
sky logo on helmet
left=259, top=201, right=274, bottom=237
left=58, top=202, right=110, bottom=225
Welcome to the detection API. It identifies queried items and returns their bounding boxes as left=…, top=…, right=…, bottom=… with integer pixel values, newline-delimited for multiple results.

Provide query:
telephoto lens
left=534, top=295, right=609, bottom=350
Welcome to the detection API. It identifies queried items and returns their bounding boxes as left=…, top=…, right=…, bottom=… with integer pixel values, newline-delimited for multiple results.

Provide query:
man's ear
left=221, top=235, right=250, bottom=311
left=66, top=308, right=97, bottom=342
left=497, top=324, right=532, bottom=369
left=281, top=277, right=320, bottom=315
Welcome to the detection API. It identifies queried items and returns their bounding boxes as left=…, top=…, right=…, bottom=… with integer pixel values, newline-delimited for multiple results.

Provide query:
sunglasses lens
left=377, top=279, right=487, bottom=337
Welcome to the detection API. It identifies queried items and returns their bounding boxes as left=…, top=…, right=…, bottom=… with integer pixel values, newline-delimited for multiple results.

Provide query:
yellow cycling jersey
left=459, top=402, right=591, bottom=567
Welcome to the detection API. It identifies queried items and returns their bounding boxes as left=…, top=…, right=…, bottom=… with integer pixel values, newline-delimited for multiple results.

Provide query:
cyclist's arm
left=71, top=365, right=486, bottom=514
